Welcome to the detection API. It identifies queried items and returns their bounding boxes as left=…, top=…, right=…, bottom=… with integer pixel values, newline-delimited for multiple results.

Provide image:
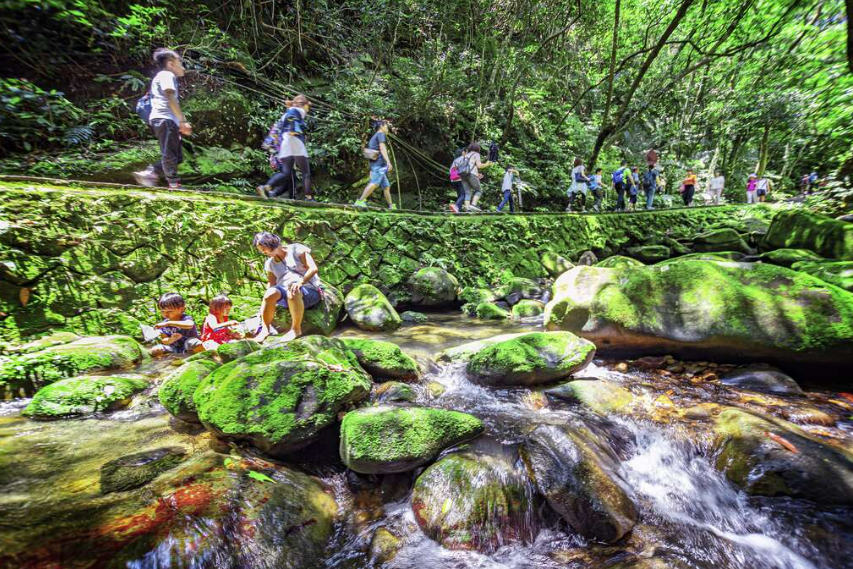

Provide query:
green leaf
left=247, top=470, right=275, bottom=483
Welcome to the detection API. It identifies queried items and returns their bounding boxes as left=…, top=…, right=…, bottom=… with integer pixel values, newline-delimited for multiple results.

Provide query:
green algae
left=23, top=374, right=149, bottom=418
left=339, top=337, right=419, bottom=380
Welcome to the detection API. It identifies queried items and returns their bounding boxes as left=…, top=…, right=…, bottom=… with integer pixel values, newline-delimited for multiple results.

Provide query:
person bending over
left=253, top=231, right=323, bottom=343
left=150, top=292, right=202, bottom=356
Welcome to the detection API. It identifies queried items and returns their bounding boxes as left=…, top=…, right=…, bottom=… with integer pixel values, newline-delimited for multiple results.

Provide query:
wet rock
left=578, top=251, right=598, bottom=266
left=340, top=337, right=419, bottom=380
left=426, top=381, right=446, bottom=398
left=373, top=381, right=416, bottom=403
left=400, top=310, right=428, bottom=323
left=756, top=248, right=824, bottom=267
left=409, top=267, right=459, bottom=306
left=633, top=355, right=667, bottom=370
left=194, top=336, right=371, bottom=456
left=215, top=338, right=260, bottom=363
left=2, top=331, right=80, bottom=355
left=542, top=251, right=574, bottom=277
left=476, top=301, right=510, bottom=319
left=764, top=209, right=853, bottom=261
left=614, top=362, right=629, bottom=373
left=693, top=228, right=753, bottom=254
left=511, top=299, right=545, bottom=319
left=411, top=451, right=540, bottom=552
left=0, top=335, right=147, bottom=397
left=521, top=424, right=638, bottom=543
left=23, top=374, right=149, bottom=419
left=505, top=277, right=546, bottom=303
left=626, top=245, right=670, bottom=264
left=344, top=283, right=402, bottom=332
left=791, top=260, right=853, bottom=292
left=437, top=332, right=527, bottom=362
left=99, top=447, right=187, bottom=494
left=370, top=527, right=402, bottom=564
left=159, top=358, right=221, bottom=423
left=720, top=365, right=803, bottom=395
left=339, top=405, right=483, bottom=474
left=713, top=408, right=853, bottom=505
left=272, top=283, right=343, bottom=336
left=466, top=332, right=596, bottom=387
left=459, top=286, right=499, bottom=305
left=543, top=379, right=634, bottom=414
left=838, top=213, right=853, bottom=223
left=544, top=266, right=619, bottom=331
left=596, top=255, right=644, bottom=269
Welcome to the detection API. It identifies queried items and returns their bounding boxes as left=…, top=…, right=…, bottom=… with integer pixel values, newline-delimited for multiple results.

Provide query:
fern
left=62, top=125, right=94, bottom=147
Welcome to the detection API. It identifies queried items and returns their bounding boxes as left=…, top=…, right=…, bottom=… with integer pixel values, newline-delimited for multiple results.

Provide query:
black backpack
left=642, top=169, right=656, bottom=190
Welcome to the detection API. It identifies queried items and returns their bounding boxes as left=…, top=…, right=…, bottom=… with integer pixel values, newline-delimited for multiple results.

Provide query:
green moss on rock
left=409, top=267, right=459, bottom=305
left=765, top=209, right=853, bottom=261
left=272, top=283, right=344, bottom=336
left=339, top=405, right=484, bottom=473
left=791, top=260, right=853, bottom=292
left=596, top=256, right=644, bottom=269
left=344, top=283, right=402, bottom=332
left=542, top=251, right=573, bottom=277
left=756, top=248, right=825, bottom=267
left=100, top=447, right=187, bottom=494
left=340, top=337, right=419, bottom=381
left=626, top=245, right=670, bottom=263
left=216, top=339, right=261, bottom=363
left=543, top=379, right=635, bottom=414
left=475, top=302, right=509, bottom=320
left=510, top=299, right=545, bottom=320
left=158, top=358, right=221, bottom=422
left=23, top=374, right=149, bottom=419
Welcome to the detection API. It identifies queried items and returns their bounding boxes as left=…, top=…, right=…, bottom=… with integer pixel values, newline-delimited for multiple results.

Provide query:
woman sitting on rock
left=252, top=231, right=323, bottom=343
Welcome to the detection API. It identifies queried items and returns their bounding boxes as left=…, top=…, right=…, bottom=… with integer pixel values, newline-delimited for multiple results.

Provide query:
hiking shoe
left=133, top=168, right=159, bottom=187
left=168, top=182, right=183, bottom=190
left=389, top=203, right=397, bottom=210
left=256, top=185, right=271, bottom=199
left=353, top=199, right=368, bottom=208
left=465, top=204, right=481, bottom=212
left=449, top=204, right=459, bottom=214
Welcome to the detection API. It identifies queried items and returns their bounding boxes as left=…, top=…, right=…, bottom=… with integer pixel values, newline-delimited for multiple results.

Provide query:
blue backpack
left=135, top=93, right=152, bottom=124
left=612, top=168, right=624, bottom=184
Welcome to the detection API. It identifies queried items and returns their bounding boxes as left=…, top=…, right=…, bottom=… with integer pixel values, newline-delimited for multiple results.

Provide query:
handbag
left=362, top=147, right=380, bottom=161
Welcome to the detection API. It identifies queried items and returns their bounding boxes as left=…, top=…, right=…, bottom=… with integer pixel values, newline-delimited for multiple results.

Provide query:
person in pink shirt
left=746, top=173, right=758, bottom=204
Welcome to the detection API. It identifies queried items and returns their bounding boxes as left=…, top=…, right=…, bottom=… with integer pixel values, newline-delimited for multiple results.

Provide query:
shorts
left=757, top=189, right=766, bottom=197
left=274, top=284, right=321, bottom=309
left=162, top=337, right=202, bottom=354
left=369, top=165, right=390, bottom=189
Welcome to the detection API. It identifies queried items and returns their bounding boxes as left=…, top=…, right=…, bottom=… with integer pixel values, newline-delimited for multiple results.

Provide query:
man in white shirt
left=708, top=171, right=725, bottom=205
left=134, top=48, right=192, bottom=189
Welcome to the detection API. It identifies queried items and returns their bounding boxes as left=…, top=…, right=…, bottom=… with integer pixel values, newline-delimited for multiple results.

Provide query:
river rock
left=543, top=378, right=635, bottom=414
left=596, top=255, right=644, bottom=269
left=409, top=267, right=459, bottom=305
left=437, top=332, right=527, bottom=362
left=272, top=283, right=343, bottom=336
left=23, top=374, right=149, bottom=419
left=400, top=310, right=428, bottom=323
left=542, top=251, right=573, bottom=277
left=344, top=283, right=402, bottom=332
left=158, top=358, right=221, bottom=422
left=577, top=251, right=598, bottom=266
left=411, top=451, right=540, bottom=552
left=713, top=408, right=853, bottom=505
left=544, top=265, right=619, bottom=331
left=3, top=331, right=80, bottom=355
left=466, top=332, right=596, bottom=387
left=764, top=209, right=853, bottom=260
left=756, top=248, right=825, bottom=267
left=460, top=286, right=499, bottom=305
left=476, top=301, right=510, bottom=319
left=791, top=260, right=853, bottom=292
left=511, top=299, right=545, bottom=319
left=659, top=251, right=746, bottom=264
left=215, top=339, right=261, bottom=363
left=521, top=424, right=638, bottom=543
left=545, top=259, right=853, bottom=369
left=719, top=365, right=803, bottom=395
left=505, top=277, right=545, bottom=304
left=372, top=381, right=416, bottom=403
left=0, top=335, right=146, bottom=397
left=99, top=446, right=187, bottom=494
left=339, top=405, right=483, bottom=474
left=193, top=336, right=371, bottom=456
left=626, top=245, right=670, bottom=264
left=370, top=527, right=402, bottom=564
left=693, top=228, right=752, bottom=254
left=340, top=338, right=419, bottom=380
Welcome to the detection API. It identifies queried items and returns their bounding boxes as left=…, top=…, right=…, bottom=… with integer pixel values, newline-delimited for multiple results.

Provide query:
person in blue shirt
left=258, top=94, right=314, bottom=201
left=354, top=120, right=395, bottom=209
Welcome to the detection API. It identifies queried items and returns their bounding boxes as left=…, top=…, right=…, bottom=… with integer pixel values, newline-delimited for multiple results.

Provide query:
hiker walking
left=642, top=164, right=660, bottom=210
left=459, top=142, right=492, bottom=212
left=708, top=170, right=725, bottom=205
left=354, top=120, right=395, bottom=209
left=566, top=158, right=590, bottom=212
left=134, top=49, right=191, bottom=189
left=257, top=94, right=314, bottom=201
left=448, top=149, right=467, bottom=213
left=612, top=161, right=631, bottom=211
left=680, top=169, right=697, bottom=206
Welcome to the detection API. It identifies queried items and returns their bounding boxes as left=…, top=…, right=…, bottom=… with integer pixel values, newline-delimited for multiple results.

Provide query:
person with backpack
left=755, top=175, right=772, bottom=203
left=354, top=120, right=395, bottom=209
left=566, top=157, right=590, bottom=212
left=459, top=142, right=492, bottom=212
left=628, top=166, right=641, bottom=211
left=681, top=169, right=697, bottom=206
left=590, top=168, right=604, bottom=212
left=133, top=49, right=192, bottom=189
left=642, top=165, right=660, bottom=210
left=257, top=94, right=315, bottom=201
left=612, top=161, right=631, bottom=211
left=448, top=149, right=467, bottom=213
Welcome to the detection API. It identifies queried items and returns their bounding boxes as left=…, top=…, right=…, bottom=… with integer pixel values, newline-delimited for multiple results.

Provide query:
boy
left=590, top=168, right=604, bottom=212
left=497, top=166, right=519, bottom=212
left=134, top=49, right=192, bottom=189
left=354, top=120, right=395, bottom=209
left=612, top=160, right=631, bottom=211
left=150, top=292, right=202, bottom=356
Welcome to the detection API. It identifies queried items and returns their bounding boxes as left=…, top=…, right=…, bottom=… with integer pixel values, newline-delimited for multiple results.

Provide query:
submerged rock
left=23, top=374, right=149, bottom=419
left=791, top=260, right=853, bottom=292
left=340, top=337, right=419, bottom=380
left=272, top=283, right=343, bottom=336
left=158, top=358, right=221, bottom=423
left=215, top=339, right=261, bottom=363
left=596, top=255, right=644, bottom=269
left=100, top=446, right=187, bottom=494
left=521, top=424, right=638, bottom=543
left=409, top=267, right=459, bottom=305
left=466, top=332, right=595, bottom=387
left=542, top=251, right=574, bottom=277
left=719, top=365, right=803, bottom=395
left=339, top=405, right=483, bottom=474
left=476, top=301, right=510, bottom=320
left=370, top=527, right=402, bottom=564
left=713, top=408, right=853, bottom=505
left=511, top=299, right=545, bottom=319
left=194, top=336, right=371, bottom=456
left=411, top=451, right=540, bottom=552
left=764, top=209, right=853, bottom=261
left=543, top=378, right=634, bottom=414
left=345, top=283, right=402, bottom=331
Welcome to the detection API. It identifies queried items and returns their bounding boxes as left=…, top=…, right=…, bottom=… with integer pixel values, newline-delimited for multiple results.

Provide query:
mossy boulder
left=437, top=332, right=527, bottom=363
left=340, top=338, right=419, bottom=380
left=543, top=379, right=635, bottom=415
left=372, top=381, right=416, bottom=403
left=542, top=251, right=574, bottom=277
left=791, top=260, right=853, bottom=292
left=475, top=301, right=510, bottom=320
left=504, top=277, right=544, bottom=304
left=459, top=286, right=498, bottom=305
left=693, top=228, right=752, bottom=254
left=2, top=331, right=80, bottom=355
left=99, top=447, right=187, bottom=494
left=339, top=405, right=484, bottom=473
left=511, top=299, right=545, bottom=320
left=400, top=310, right=428, bottom=323
left=193, top=336, right=372, bottom=456
left=344, top=283, right=402, bottom=332
left=411, top=451, right=540, bottom=552
left=659, top=251, right=746, bottom=264
left=626, top=245, right=670, bottom=264
left=271, top=283, right=343, bottom=336
left=544, top=266, right=619, bottom=332
left=0, top=335, right=146, bottom=397
left=215, top=339, right=261, bottom=363
left=764, top=209, right=853, bottom=260
left=712, top=408, right=853, bottom=505
left=596, top=256, right=644, bottom=269
left=158, top=358, right=221, bottom=422
left=521, top=424, right=638, bottom=543
left=23, top=374, right=149, bottom=419
left=546, top=260, right=853, bottom=367
left=409, top=267, right=459, bottom=306
left=467, top=332, right=595, bottom=387
left=756, top=248, right=825, bottom=267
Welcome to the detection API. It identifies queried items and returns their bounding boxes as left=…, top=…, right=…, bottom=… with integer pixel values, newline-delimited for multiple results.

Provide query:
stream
left=1, top=314, right=852, bottom=569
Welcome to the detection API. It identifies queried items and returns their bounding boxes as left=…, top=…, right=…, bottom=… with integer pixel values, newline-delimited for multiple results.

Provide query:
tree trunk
left=847, top=0, right=853, bottom=73
left=757, top=124, right=770, bottom=176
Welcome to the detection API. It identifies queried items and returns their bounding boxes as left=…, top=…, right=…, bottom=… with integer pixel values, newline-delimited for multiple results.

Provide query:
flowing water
left=1, top=314, right=852, bottom=569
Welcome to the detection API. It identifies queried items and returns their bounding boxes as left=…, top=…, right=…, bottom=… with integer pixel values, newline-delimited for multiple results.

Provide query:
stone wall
left=0, top=181, right=767, bottom=342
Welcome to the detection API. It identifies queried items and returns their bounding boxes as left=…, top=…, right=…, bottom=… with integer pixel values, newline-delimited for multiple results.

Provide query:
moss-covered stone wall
left=0, top=181, right=768, bottom=343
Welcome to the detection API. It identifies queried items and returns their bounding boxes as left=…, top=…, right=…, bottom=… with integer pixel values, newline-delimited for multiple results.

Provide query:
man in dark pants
left=134, top=49, right=192, bottom=189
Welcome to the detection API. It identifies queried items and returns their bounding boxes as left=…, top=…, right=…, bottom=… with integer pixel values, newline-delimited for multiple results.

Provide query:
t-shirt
left=572, top=165, right=586, bottom=184
left=590, top=173, right=602, bottom=190
left=709, top=176, right=725, bottom=190
left=368, top=131, right=387, bottom=168
left=501, top=170, right=517, bottom=191
left=158, top=314, right=198, bottom=353
left=265, top=243, right=321, bottom=289
left=756, top=178, right=769, bottom=191
left=643, top=169, right=659, bottom=190
left=747, top=179, right=757, bottom=191
left=468, top=152, right=483, bottom=176
left=148, top=70, right=179, bottom=125
left=683, top=175, right=696, bottom=188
